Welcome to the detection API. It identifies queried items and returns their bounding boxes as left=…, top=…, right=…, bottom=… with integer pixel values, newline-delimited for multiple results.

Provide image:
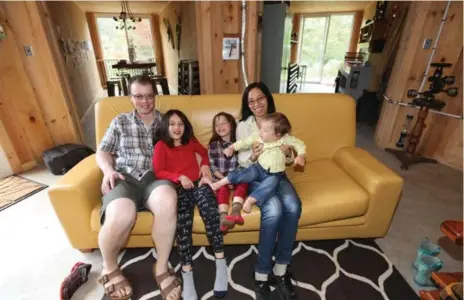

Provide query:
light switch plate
left=423, top=38, right=432, bottom=49
left=0, top=25, right=6, bottom=40
left=24, top=45, right=33, bottom=56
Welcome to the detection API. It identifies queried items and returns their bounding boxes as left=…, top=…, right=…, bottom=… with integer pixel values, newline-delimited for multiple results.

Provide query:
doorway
left=298, top=13, right=354, bottom=92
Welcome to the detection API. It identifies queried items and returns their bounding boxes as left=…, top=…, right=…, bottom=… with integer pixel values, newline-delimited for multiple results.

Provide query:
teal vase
left=414, top=255, right=443, bottom=286
left=413, top=238, right=440, bottom=269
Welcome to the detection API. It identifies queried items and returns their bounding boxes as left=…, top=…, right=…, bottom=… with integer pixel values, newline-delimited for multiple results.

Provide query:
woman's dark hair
left=159, top=109, right=195, bottom=147
left=208, top=112, right=237, bottom=145
left=240, top=82, right=276, bottom=121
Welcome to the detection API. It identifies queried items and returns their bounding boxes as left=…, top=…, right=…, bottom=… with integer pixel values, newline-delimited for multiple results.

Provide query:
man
left=96, top=75, right=181, bottom=300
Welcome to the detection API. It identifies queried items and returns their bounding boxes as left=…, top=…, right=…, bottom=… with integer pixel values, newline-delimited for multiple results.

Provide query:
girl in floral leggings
left=153, top=109, right=227, bottom=300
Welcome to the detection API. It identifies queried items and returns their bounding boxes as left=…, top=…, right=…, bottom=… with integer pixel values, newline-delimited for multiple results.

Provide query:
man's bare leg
left=146, top=185, right=181, bottom=300
left=98, top=198, right=136, bottom=298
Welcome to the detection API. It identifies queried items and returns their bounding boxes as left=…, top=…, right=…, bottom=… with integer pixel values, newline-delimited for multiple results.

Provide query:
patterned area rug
left=0, top=175, right=47, bottom=211
left=103, top=239, right=418, bottom=300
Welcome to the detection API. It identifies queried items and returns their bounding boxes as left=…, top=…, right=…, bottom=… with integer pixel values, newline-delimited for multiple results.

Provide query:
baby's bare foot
left=243, top=196, right=257, bottom=213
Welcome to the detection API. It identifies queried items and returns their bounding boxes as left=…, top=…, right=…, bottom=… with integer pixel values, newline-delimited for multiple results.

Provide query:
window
left=96, top=16, right=155, bottom=61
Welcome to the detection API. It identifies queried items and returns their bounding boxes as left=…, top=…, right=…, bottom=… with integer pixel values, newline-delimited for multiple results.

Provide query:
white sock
left=255, top=272, right=268, bottom=281
left=214, top=258, right=228, bottom=296
left=273, top=263, right=287, bottom=276
left=181, top=270, right=198, bottom=300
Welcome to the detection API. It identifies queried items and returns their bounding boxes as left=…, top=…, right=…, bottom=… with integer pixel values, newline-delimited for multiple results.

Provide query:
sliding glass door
left=299, top=13, right=354, bottom=84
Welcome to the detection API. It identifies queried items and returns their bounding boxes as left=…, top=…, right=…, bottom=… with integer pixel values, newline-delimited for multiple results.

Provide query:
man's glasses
left=131, top=93, right=155, bottom=101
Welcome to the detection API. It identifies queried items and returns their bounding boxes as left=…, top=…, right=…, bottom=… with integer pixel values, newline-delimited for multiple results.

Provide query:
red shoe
left=220, top=216, right=235, bottom=233
left=60, top=262, right=92, bottom=300
left=226, top=214, right=244, bottom=226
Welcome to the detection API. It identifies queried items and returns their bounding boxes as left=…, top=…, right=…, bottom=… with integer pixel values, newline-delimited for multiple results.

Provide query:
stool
left=151, top=77, right=170, bottom=95
left=107, top=79, right=122, bottom=97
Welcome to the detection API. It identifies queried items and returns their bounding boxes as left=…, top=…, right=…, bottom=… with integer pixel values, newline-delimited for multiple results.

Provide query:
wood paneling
left=0, top=1, right=81, bottom=173
left=196, top=1, right=214, bottom=94
left=151, top=14, right=165, bottom=76
left=196, top=1, right=260, bottom=94
left=0, top=3, right=53, bottom=161
left=375, top=1, right=463, bottom=170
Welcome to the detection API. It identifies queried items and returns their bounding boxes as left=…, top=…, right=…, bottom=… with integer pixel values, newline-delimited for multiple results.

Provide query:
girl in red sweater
left=153, top=109, right=227, bottom=300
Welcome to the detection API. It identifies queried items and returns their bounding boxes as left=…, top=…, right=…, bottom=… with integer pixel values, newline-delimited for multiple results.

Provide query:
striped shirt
left=98, top=110, right=163, bottom=180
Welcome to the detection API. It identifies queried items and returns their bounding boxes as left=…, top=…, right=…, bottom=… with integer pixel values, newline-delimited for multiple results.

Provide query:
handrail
left=384, top=95, right=463, bottom=119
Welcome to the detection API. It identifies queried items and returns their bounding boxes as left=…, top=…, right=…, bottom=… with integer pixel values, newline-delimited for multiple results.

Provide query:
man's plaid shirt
left=208, top=140, right=238, bottom=178
left=98, top=110, right=162, bottom=180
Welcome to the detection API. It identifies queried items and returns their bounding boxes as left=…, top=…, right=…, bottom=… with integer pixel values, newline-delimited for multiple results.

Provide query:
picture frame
left=222, top=35, right=240, bottom=60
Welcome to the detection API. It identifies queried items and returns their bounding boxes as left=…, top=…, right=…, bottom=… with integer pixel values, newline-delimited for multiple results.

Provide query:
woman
left=236, top=82, right=301, bottom=300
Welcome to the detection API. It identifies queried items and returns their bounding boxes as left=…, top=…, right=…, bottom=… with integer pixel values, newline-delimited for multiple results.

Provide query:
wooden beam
left=86, top=12, right=106, bottom=87
left=245, top=1, right=259, bottom=83
left=38, top=2, right=83, bottom=142
left=151, top=14, right=165, bottom=76
left=290, top=14, right=301, bottom=63
left=349, top=11, right=363, bottom=53
left=195, top=1, right=205, bottom=94
left=256, top=1, right=264, bottom=82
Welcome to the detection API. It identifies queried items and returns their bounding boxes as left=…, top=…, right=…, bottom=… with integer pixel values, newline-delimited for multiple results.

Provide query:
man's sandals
left=98, top=268, right=133, bottom=300
left=153, top=265, right=182, bottom=300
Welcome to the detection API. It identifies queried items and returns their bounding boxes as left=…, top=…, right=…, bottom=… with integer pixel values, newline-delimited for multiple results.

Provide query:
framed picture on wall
left=222, top=35, right=240, bottom=60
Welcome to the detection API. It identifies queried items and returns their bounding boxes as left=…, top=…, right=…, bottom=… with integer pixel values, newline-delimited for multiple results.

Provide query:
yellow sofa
left=48, top=93, right=404, bottom=251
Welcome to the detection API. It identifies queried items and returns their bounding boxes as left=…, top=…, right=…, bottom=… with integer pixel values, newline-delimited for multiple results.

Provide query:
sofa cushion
left=288, top=158, right=369, bottom=226
left=90, top=158, right=369, bottom=235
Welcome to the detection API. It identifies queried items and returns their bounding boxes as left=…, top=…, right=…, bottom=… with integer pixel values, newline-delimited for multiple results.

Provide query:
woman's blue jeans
left=249, top=174, right=302, bottom=274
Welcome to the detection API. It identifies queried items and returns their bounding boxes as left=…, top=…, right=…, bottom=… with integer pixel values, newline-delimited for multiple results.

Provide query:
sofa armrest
left=333, top=147, right=404, bottom=236
left=48, top=154, right=103, bottom=249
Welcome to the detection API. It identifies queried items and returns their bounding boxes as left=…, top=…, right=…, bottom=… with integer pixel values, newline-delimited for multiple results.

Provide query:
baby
left=211, top=112, right=306, bottom=212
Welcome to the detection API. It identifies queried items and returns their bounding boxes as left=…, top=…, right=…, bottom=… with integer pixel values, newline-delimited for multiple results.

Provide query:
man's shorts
left=100, top=171, right=175, bottom=224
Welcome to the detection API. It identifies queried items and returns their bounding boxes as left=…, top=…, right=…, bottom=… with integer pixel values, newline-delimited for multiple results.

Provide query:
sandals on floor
left=153, top=265, right=182, bottom=300
left=98, top=268, right=133, bottom=300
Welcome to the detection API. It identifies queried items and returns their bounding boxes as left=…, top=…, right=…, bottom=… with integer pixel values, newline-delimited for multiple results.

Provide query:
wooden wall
left=46, top=1, right=102, bottom=119
left=0, top=2, right=81, bottom=173
left=159, top=1, right=198, bottom=94
left=195, top=1, right=260, bottom=94
left=375, top=1, right=463, bottom=170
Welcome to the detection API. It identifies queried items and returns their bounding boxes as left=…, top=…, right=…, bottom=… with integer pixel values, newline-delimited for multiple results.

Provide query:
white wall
left=0, top=146, right=13, bottom=178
